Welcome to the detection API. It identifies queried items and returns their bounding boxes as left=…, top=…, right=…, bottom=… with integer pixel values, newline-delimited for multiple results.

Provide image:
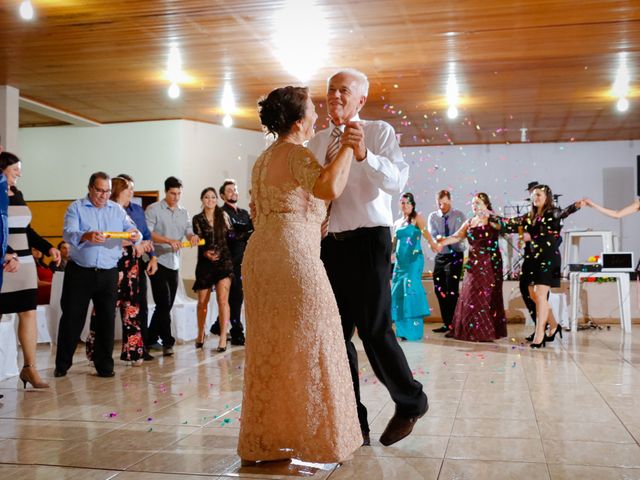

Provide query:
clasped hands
left=340, top=121, right=367, bottom=161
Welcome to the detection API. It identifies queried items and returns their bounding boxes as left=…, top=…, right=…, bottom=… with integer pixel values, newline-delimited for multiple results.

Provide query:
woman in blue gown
left=391, top=193, right=440, bottom=341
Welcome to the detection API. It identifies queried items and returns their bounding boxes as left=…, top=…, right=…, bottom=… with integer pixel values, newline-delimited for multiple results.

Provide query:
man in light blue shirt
left=427, top=190, right=466, bottom=336
left=55, top=172, right=140, bottom=378
left=145, top=176, right=198, bottom=356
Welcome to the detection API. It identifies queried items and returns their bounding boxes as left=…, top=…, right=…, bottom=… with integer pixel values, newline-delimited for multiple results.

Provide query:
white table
left=48, top=271, right=225, bottom=345
left=569, top=272, right=631, bottom=333
left=563, top=230, right=617, bottom=270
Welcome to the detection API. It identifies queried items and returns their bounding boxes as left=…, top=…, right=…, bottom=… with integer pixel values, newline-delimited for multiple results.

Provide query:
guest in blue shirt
left=55, top=171, right=140, bottom=378
left=427, top=190, right=466, bottom=336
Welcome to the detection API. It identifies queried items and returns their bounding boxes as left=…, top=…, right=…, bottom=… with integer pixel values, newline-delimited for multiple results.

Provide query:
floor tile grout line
left=520, top=344, right=553, bottom=480
left=436, top=371, right=468, bottom=479
left=563, top=333, right=640, bottom=449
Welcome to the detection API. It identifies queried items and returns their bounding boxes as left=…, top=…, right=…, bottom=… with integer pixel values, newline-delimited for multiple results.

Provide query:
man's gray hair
left=329, top=68, right=369, bottom=97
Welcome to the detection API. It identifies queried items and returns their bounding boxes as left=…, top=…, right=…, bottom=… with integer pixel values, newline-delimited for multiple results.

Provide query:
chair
left=0, top=315, right=19, bottom=381
left=146, top=275, right=212, bottom=343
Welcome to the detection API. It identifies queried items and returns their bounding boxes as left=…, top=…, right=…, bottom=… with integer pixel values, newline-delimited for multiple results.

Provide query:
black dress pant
left=55, top=262, right=118, bottom=374
left=228, top=260, right=245, bottom=338
left=321, top=226, right=428, bottom=434
left=433, top=252, right=464, bottom=328
left=148, top=264, right=178, bottom=348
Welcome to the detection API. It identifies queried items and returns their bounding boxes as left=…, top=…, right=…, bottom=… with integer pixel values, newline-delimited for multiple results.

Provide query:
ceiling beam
left=19, top=96, right=102, bottom=127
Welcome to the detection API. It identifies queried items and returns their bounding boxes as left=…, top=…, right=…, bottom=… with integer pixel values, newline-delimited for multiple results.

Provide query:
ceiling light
left=612, top=53, right=631, bottom=113
left=445, top=72, right=460, bottom=120
left=221, top=82, right=236, bottom=114
left=273, top=0, right=328, bottom=82
left=220, top=82, right=236, bottom=128
left=168, top=82, right=180, bottom=99
left=167, top=44, right=182, bottom=83
left=19, top=1, right=34, bottom=20
left=446, top=74, right=459, bottom=106
left=616, top=97, right=629, bottom=112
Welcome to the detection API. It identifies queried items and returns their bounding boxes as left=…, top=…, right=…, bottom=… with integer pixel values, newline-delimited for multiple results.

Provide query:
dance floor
left=0, top=324, right=639, bottom=480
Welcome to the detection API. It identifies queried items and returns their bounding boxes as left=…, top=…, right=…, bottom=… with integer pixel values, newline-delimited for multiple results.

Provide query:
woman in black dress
left=492, top=185, right=584, bottom=348
left=0, top=152, right=61, bottom=388
left=192, top=187, right=233, bottom=352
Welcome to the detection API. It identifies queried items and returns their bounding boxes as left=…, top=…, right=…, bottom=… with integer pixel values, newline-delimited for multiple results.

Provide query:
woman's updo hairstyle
left=258, top=86, right=309, bottom=137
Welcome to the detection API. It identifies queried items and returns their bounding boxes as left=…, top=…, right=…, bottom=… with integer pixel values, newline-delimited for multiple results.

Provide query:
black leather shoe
left=230, top=336, right=245, bottom=346
left=53, top=369, right=67, bottom=378
left=444, top=332, right=454, bottom=338
left=362, top=432, right=371, bottom=446
left=210, top=322, right=221, bottom=335
left=379, top=404, right=428, bottom=446
left=96, top=371, right=115, bottom=378
left=432, top=326, right=449, bottom=333
left=142, top=352, right=154, bottom=361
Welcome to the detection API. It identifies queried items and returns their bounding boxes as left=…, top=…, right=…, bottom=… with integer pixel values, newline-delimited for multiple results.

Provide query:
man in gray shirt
left=427, top=190, right=466, bottom=336
left=145, top=176, right=199, bottom=356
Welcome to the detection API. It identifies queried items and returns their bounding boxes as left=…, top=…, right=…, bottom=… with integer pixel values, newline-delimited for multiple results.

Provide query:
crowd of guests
left=52, top=174, right=253, bottom=377
left=390, top=185, right=588, bottom=348
left=0, top=150, right=253, bottom=381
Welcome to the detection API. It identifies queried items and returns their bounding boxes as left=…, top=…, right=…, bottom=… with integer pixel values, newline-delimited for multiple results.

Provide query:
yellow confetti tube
left=102, top=231, right=133, bottom=239
left=181, top=239, right=205, bottom=247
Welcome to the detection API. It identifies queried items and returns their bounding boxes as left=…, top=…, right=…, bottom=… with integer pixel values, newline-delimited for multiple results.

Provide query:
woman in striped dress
left=0, top=152, right=61, bottom=389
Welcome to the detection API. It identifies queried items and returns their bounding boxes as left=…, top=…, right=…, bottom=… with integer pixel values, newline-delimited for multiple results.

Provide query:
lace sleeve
left=554, top=203, right=579, bottom=220
left=289, top=145, right=323, bottom=193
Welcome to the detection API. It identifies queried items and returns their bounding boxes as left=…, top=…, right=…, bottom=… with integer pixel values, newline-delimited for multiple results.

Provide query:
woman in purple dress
left=438, top=193, right=507, bottom=342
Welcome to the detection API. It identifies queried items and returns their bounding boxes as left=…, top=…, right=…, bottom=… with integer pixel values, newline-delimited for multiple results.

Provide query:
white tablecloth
left=48, top=271, right=224, bottom=345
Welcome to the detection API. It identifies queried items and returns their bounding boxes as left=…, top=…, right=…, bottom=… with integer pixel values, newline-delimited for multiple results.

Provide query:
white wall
left=18, top=119, right=266, bottom=278
left=401, top=140, right=639, bottom=270
left=19, top=120, right=183, bottom=199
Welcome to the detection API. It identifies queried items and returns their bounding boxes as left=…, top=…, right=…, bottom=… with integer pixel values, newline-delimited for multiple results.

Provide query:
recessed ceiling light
left=616, top=97, right=629, bottom=112
left=168, top=83, right=180, bottom=99
left=19, top=1, right=34, bottom=20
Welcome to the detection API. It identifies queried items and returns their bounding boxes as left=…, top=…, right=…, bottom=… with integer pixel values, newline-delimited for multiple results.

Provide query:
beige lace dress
left=237, top=141, right=361, bottom=463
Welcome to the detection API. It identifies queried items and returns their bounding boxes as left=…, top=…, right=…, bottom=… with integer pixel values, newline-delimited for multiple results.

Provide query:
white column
left=0, top=85, right=20, bottom=153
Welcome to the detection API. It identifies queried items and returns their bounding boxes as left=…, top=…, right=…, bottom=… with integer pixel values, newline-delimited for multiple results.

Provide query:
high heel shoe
left=217, top=337, right=227, bottom=352
left=545, top=324, right=563, bottom=343
left=19, top=365, right=50, bottom=389
left=529, top=339, right=546, bottom=349
left=195, top=337, right=205, bottom=349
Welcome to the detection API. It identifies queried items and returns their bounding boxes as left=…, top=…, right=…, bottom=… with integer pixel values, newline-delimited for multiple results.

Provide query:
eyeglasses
left=92, top=187, right=112, bottom=195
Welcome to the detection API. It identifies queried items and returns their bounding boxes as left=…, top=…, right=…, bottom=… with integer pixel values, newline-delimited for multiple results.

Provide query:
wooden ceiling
left=1, top=0, right=639, bottom=146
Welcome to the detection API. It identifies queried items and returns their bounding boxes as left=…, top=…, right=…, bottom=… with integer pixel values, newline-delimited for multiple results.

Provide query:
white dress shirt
left=307, top=115, right=409, bottom=233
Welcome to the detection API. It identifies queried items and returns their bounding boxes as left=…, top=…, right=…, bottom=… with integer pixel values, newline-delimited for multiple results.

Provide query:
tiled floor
left=1, top=324, right=639, bottom=479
